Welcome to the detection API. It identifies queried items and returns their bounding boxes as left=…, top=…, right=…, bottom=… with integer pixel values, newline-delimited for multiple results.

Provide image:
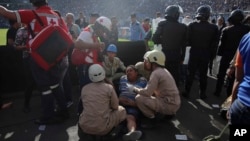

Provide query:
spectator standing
left=130, top=13, right=146, bottom=41
left=182, top=5, right=219, bottom=99
left=142, top=17, right=150, bottom=33
left=210, top=15, right=227, bottom=76
left=152, top=5, right=188, bottom=87
left=152, top=12, right=164, bottom=35
left=78, top=64, right=126, bottom=139
left=75, top=12, right=88, bottom=29
left=109, top=16, right=119, bottom=44
left=88, top=13, right=100, bottom=25
left=229, top=32, right=250, bottom=125
left=214, top=9, right=250, bottom=97
left=119, top=65, right=147, bottom=141
left=65, top=13, right=81, bottom=41
left=0, top=0, right=70, bottom=124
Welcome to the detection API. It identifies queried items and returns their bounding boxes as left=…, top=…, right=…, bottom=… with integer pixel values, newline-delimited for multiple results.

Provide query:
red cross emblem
left=50, top=19, right=56, bottom=25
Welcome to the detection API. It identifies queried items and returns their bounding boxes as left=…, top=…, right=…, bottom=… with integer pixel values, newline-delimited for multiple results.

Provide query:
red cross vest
left=71, top=26, right=102, bottom=65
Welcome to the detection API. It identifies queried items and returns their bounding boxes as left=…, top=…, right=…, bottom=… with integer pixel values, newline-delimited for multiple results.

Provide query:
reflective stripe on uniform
left=50, top=84, right=59, bottom=89
left=36, top=13, right=60, bottom=19
left=15, top=11, right=21, bottom=23
left=42, top=90, right=52, bottom=95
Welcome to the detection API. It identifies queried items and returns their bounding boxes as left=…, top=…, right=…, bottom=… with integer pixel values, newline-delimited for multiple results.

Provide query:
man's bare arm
left=0, top=6, right=17, bottom=21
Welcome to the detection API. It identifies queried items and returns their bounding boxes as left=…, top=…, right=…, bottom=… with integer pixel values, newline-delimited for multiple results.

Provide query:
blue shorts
left=124, top=106, right=140, bottom=119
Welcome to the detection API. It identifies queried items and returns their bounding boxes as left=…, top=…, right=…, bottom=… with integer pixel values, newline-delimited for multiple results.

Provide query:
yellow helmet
left=144, top=50, right=165, bottom=66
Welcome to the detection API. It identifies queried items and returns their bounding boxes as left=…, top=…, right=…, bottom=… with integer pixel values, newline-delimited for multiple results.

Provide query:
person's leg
left=199, top=61, right=209, bottom=99
left=63, top=69, right=73, bottom=107
left=123, top=115, right=142, bottom=141
left=50, top=58, right=69, bottom=119
left=166, top=62, right=180, bottom=87
left=214, top=57, right=230, bottom=96
left=23, top=57, right=36, bottom=112
left=183, top=58, right=197, bottom=98
left=135, top=95, right=157, bottom=118
left=30, top=58, right=67, bottom=124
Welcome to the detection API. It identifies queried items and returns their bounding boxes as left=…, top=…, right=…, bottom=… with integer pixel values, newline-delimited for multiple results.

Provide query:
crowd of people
left=0, top=0, right=250, bottom=141
left=1, top=0, right=250, bottom=28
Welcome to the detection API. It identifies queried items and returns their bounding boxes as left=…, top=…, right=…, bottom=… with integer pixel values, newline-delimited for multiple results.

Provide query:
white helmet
left=88, top=64, right=106, bottom=82
left=144, top=50, right=166, bottom=66
left=95, top=16, right=112, bottom=31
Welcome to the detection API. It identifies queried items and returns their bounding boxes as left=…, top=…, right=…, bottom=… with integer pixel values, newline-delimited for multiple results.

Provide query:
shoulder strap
left=32, top=10, right=44, bottom=27
left=27, top=10, right=44, bottom=38
left=27, top=24, right=35, bottom=38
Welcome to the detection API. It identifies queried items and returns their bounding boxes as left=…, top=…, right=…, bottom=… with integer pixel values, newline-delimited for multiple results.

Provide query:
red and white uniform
left=77, top=26, right=101, bottom=64
left=15, top=6, right=68, bottom=37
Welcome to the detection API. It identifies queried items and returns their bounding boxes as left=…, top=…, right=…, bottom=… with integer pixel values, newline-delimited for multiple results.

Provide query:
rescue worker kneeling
left=128, top=49, right=181, bottom=128
left=78, top=64, right=126, bottom=141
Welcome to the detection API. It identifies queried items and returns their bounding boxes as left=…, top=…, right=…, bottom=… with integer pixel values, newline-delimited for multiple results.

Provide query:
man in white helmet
left=128, top=49, right=181, bottom=128
left=74, top=16, right=112, bottom=89
left=78, top=64, right=126, bottom=140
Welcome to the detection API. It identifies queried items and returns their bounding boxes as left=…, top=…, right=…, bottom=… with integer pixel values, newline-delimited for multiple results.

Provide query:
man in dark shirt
left=214, top=9, right=250, bottom=97
left=152, top=5, right=187, bottom=87
left=182, top=5, right=219, bottom=99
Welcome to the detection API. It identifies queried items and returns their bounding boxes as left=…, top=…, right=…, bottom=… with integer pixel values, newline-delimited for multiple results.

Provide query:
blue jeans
left=229, top=99, right=250, bottom=125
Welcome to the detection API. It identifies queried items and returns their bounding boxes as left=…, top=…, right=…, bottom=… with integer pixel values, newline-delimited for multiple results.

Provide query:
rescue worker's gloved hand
left=127, top=84, right=135, bottom=94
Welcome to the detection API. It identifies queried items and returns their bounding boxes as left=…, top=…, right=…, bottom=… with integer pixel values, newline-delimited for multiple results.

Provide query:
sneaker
left=66, top=101, right=73, bottom=108
left=122, top=130, right=142, bottom=141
